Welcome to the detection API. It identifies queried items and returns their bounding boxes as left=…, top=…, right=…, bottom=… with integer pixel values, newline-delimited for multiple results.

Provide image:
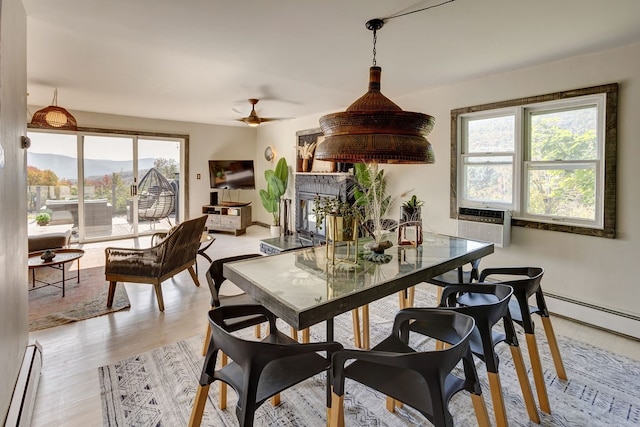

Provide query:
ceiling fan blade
left=258, top=117, right=293, bottom=123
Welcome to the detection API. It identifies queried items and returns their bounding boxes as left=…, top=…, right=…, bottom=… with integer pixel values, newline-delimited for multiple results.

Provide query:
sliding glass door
left=27, top=130, right=184, bottom=243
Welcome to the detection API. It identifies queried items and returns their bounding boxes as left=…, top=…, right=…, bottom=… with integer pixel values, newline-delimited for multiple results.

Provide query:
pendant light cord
left=384, top=0, right=455, bottom=21
left=367, top=0, right=455, bottom=65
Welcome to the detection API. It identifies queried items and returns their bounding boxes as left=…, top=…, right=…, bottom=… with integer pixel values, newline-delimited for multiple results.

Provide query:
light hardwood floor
left=29, top=225, right=640, bottom=426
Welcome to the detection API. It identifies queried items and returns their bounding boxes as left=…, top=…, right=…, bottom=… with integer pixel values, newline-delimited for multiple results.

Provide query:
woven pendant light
left=30, top=89, right=78, bottom=131
left=315, top=19, right=435, bottom=164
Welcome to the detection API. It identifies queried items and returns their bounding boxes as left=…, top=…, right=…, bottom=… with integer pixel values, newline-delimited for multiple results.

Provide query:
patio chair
left=105, top=215, right=207, bottom=311
left=136, top=167, right=176, bottom=225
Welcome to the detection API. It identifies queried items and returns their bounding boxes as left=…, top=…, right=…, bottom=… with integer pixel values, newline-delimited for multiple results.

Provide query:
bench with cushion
left=28, top=226, right=72, bottom=252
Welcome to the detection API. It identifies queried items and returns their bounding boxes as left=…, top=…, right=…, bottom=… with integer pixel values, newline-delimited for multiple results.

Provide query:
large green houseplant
left=351, top=163, right=393, bottom=254
left=259, top=157, right=288, bottom=236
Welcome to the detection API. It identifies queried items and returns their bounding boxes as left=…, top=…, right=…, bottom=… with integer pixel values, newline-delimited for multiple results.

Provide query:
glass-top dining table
left=223, top=233, right=494, bottom=411
left=224, top=233, right=494, bottom=332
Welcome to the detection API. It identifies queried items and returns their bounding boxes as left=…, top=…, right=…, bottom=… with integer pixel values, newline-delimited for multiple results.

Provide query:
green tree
left=528, top=110, right=597, bottom=218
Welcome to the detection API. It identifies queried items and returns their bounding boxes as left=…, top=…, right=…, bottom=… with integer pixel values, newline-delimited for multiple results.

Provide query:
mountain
left=28, top=152, right=157, bottom=181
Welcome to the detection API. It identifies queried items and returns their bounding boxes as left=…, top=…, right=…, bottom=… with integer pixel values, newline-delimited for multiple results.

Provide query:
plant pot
left=326, top=215, right=357, bottom=242
left=37, top=221, right=49, bottom=226
left=270, top=225, right=281, bottom=237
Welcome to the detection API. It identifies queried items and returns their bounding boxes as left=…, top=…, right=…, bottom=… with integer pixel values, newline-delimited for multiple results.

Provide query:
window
left=451, top=84, right=617, bottom=238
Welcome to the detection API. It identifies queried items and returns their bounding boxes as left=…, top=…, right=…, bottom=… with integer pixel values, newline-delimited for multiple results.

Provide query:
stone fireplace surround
left=294, top=173, right=351, bottom=242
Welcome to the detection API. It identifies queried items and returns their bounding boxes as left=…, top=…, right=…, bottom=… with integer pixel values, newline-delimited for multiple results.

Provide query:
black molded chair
left=202, top=254, right=265, bottom=353
left=427, top=259, right=482, bottom=301
left=330, top=308, right=491, bottom=427
left=479, top=267, right=567, bottom=414
left=202, top=254, right=267, bottom=409
left=420, top=283, right=540, bottom=425
left=189, top=304, right=343, bottom=427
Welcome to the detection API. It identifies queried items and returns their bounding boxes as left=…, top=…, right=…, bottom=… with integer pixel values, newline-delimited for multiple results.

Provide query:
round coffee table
left=28, top=248, right=85, bottom=297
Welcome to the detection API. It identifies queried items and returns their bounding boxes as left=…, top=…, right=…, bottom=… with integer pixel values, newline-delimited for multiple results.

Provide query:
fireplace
left=295, top=173, right=351, bottom=242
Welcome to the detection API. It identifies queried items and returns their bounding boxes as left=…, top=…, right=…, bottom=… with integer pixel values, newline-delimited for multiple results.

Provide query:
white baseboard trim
left=6, top=341, right=42, bottom=427
left=546, top=294, right=640, bottom=340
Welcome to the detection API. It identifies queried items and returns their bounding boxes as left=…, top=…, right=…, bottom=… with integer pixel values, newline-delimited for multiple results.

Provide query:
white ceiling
left=24, top=0, right=640, bottom=127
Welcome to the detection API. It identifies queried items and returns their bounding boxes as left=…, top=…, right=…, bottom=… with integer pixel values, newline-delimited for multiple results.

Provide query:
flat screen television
left=208, top=160, right=256, bottom=190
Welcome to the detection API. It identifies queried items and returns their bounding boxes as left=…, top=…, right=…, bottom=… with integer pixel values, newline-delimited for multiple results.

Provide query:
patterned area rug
left=29, top=264, right=130, bottom=331
left=99, top=288, right=640, bottom=426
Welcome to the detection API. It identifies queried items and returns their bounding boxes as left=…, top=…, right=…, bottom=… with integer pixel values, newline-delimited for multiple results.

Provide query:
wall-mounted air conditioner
left=457, top=207, right=511, bottom=247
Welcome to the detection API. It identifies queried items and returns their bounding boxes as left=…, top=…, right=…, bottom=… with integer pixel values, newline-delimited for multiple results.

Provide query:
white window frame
left=451, top=84, right=617, bottom=238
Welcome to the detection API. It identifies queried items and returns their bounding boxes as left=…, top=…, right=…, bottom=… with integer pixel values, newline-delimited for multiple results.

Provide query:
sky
left=26, top=131, right=181, bottom=161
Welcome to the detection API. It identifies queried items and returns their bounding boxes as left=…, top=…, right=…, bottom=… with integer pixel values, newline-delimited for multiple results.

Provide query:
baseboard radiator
left=5, top=341, right=42, bottom=427
left=546, top=294, right=640, bottom=341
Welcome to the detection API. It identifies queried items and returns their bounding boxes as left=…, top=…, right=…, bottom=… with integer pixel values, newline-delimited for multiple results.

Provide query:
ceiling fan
left=236, top=98, right=290, bottom=127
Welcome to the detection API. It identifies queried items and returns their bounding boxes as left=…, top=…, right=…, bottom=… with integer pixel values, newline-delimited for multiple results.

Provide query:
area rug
left=99, top=288, right=640, bottom=426
left=29, top=264, right=130, bottom=331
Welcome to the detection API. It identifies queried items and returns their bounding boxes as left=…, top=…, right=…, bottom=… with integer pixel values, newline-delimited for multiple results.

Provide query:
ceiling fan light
left=245, top=116, right=261, bottom=127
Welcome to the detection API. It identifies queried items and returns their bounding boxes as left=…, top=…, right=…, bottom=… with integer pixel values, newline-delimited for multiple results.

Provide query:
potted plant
left=35, top=211, right=52, bottom=226
left=259, top=157, right=288, bottom=237
left=313, top=195, right=361, bottom=241
left=296, top=141, right=317, bottom=172
left=313, top=195, right=361, bottom=264
left=351, top=163, right=393, bottom=254
left=401, top=194, right=424, bottom=222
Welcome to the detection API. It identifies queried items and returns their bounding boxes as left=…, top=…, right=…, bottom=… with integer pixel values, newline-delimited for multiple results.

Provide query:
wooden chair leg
left=302, top=328, right=310, bottom=343
left=487, top=372, right=508, bottom=427
left=351, top=305, right=369, bottom=349
left=509, top=345, right=540, bottom=423
left=188, top=384, right=210, bottom=427
left=541, top=316, right=567, bottom=380
left=254, top=324, right=261, bottom=339
left=330, top=391, right=345, bottom=427
left=188, top=266, right=201, bottom=287
left=351, top=309, right=362, bottom=348
left=362, top=304, right=370, bottom=350
left=201, top=323, right=211, bottom=356
left=271, top=393, right=281, bottom=406
left=525, top=333, right=551, bottom=414
left=218, top=352, right=228, bottom=409
left=398, top=291, right=406, bottom=309
left=385, top=397, right=395, bottom=412
left=153, top=283, right=165, bottom=311
left=407, top=286, right=415, bottom=307
left=470, top=393, right=491, bottom=427
left=107, top=281, right=117, bottom=307
left=290, top=328, right=299, bottom=341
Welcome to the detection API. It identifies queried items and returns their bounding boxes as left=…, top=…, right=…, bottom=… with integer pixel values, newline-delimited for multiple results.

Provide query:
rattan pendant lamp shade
left=315, top=19, right=435, bottom=164
left=30, top=89, right=78, bottom=131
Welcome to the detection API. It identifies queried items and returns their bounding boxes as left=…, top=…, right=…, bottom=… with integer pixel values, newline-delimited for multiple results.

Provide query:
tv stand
left=202, top=204, right=252, bottom=236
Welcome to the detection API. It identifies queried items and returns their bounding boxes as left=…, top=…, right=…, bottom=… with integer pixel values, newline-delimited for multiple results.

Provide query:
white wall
left=0, top=0, right=27, bottom=420
left=257, top=42, right=640, bottom=336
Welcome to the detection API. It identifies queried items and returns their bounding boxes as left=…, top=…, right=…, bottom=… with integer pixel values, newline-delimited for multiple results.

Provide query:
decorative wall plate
left=264, top=146, right=275, bottom=161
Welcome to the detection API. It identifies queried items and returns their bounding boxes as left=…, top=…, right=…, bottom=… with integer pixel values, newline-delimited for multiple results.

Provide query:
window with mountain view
left=451, top=84, right=617, bottom=238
